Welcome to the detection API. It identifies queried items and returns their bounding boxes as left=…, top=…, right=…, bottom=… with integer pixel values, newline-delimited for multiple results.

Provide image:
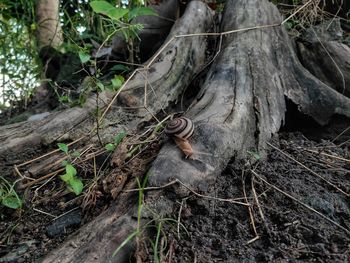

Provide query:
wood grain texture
left=5, top=1, right=350, bottom=262
left=0, top=1, right=214, bottom=165
left=148, top=0, right=350, bottom=191
left=39, top=2, right=214, bottom=262
left=298, top=41, right=350, bottom=97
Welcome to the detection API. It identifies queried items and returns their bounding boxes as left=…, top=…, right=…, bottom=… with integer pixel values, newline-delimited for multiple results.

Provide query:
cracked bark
left=36, top=2, right=214, bottom=262
left=43, top=0, right=350, bottom=260
left=297, top=41, right=350, bottom=97
left=149, top=0, right=350, bottom=191
left=0, top=1, right=214, bottom=166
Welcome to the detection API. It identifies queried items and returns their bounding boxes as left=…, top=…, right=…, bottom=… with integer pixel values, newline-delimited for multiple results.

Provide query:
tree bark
left=33, top=2, right=214, bottom=262
left=0, top=1, right=214, bottom=167
left=297, top=40, right=350, bottom=97
left=36, top=0, right=63, bottom=49
left=148, top=0, right=350, bottom=190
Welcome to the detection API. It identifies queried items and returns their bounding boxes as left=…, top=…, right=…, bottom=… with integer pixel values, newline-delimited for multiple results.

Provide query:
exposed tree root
left=2, top=0, right=350, bottom=262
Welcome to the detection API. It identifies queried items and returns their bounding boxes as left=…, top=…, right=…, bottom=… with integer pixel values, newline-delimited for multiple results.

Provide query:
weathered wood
left=5, top=0, right=350, bottom=262
left=295, top=19, right=350, bottom=97
left=148, top=0, right=350, bottom=190
left=44, top=189, right=139, bottom=263
left=298, top=41, right=350, bottom=97
left=39, top=2, right=214, bottom=262
left=36, top=0, right=63, bottom=49
left=0, top=1, right=214, bottom=166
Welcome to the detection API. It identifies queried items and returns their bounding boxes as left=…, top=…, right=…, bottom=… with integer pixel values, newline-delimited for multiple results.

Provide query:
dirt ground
left=158, top=125, right=350, bottom=262
left=1, top=2, right=350, bottom=262
left=1, top=117, right=349, bottom=262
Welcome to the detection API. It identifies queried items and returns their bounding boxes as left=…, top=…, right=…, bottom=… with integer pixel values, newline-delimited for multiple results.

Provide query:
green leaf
left=112, top=230, right=139, bottom=257
left=79, top=51, right=91, bottom=63
left=61, top=160, right=68, bottom=166
left=97, top=82, right=105, bottom=91
left=66, top=164, right=77, bottom=177
left=111, top=75, right=124, bottom=89
left=90, top=1, right=128, bottom=21
left=58, top=143, right=69, bottom=154
left=60, top=172, right=73, bottom=183
left=122, top=23, right=144, bottom=40
left=68, top=177, right=84, bottom=195
left=2, top=195, right=22, bottom=209
left=114, top=131, right=126, bottom=146
left=90, top=1, right=115, bottom=13
left=58, top=95, right=70, bottom=103
left=107, top=7, right=129, bottom=21
left=105, top=143, right=116, bottom=152
left=30, top=23, right=37, bottom=31
left=128, top=7, right=157, bottom=21
left=284, top=22, right=293, bottom=30
left=247, top=150, right=261, bottom=160
left=110, top=64, right=130, bottom=72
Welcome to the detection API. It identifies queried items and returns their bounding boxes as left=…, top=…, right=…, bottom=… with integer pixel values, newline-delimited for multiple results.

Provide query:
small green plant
left=105, top=130, right=127, bottom=151
left=90, top=1, right=157, bottom=26
left=58, top=143, right=83, bottom=195
left=89, top=0, right=157, bottom=62
left=112, top=175, right=148, bottom=257
left=150, top=221, right=162, bottom=263
left=0, top=177, right=22, bottom=209
left=112, top=173, right=188, bottom=260
left=247, top=150, right=261, bottom=161
left=75, top=74, right=125, bottom=107
left=60, top=163, right=83, bottom=195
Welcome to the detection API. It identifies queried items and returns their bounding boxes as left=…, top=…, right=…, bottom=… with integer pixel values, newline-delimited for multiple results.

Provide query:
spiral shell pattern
left=165, top=117, right=194, bottom=139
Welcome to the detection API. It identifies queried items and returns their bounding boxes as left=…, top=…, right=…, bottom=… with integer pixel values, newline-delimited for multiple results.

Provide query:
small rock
left=46, top=209, right=81, bottom=237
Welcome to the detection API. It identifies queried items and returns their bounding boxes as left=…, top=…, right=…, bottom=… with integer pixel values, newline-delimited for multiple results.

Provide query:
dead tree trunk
left=149, top=0, right=350, bottom=190
left=0, top=1, right=214, bottom=164
left=1, top=0, right=350, bottom=262
left=296, top=20, right=350, bottom=97
left=36, top=0, right=63, bottom=49
left=7, top=2, right=214, bottom=262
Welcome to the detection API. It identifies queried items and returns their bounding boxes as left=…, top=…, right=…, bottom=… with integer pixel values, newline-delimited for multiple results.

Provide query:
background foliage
left=0, top=0, right=149, bottom=112
left=0, top=0, right=39, bottom=110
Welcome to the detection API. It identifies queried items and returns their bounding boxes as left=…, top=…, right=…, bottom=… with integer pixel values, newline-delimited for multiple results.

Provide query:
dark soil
left=2, top=122, right=350, bottom=262
left=0, top=138, right=161, bottom=263
left=1, top=120, right=350, bottom=263
left=156, top=130, right=350, bottom=263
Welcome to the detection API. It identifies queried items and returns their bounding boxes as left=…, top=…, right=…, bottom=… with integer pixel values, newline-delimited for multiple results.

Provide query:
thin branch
left=125, top=179, right=250, bottom=206
left=303, top=148, right=350, bottom=164
left=332, top=126, right=350, bottom=143
left=17, top=136, right=85, bottom=167
left=242, top=171, right=259, bottom=238
left=281, top=0, right=314, bottom=25
left=251, top=170, right=350, bottom=235
left=267, top=142, right=349, bottom=197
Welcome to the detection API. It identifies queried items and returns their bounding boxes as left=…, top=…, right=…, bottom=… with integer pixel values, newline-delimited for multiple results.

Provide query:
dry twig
left=251, top=170, right=350, bottom=235
left=267, top=142, right=349, bottom=197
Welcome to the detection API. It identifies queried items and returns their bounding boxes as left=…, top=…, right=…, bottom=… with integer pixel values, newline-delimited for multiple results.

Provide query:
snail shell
left=165, top=117, right=194, bottom=158
left=165, top=117, right=194, bottom=139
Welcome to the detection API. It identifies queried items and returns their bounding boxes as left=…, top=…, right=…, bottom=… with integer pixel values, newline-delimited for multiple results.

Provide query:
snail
left=165, top=117, right=194, bottom=158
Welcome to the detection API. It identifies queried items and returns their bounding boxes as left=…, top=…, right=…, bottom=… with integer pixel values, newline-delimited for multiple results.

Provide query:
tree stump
left=1, top=0, right=350, bottom=262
